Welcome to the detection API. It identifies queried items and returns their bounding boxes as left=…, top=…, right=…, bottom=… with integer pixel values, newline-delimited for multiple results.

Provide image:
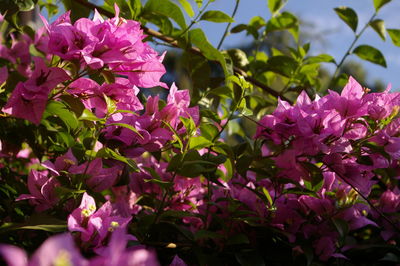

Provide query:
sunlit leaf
left=304, top=54, right=336, bottom=64
left=373, top=0, right=391, bottom=11
left=370, top=19, right=386, bottom=41
left=353, top=44, right=387, bottom=67
left=266, top=55, right=299, bottom=77
left=268, top=0, right=287, bottom=16
left=144, top=0, right=187, bottom=30
left=177, top=0, right=194, bottom=17
left=189, top=28, right=228, bottom=76
left=387, top=29, right=400, bottom=46
left=334, top=6, right=358, bottom=32
left=200, top=10, right=234, bottom=23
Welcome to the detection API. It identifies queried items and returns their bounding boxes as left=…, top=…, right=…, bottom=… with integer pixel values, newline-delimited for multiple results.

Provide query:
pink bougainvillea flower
left=112, top=50, right=167, bottom=88
left=104, top=84, right=200, bottom=157
left=68, top=192, right=98, bottom=241
left=379, top=189, right=400, bottom=213
left=323, top=76, right=367, bottom=118
left=0, top=33, right=32, bottom=77
left=90, top=228, right=159, bottom=266
left=68, top=77, right=143, bottom=118
left=69, top=158, right=121, bottom=192
left=0, top=244, right=28, bottom=266
left=2, top=57, right=69, bottom=124
left=0, top=233, right=87, bottom=266
left=16, top=169, right=60, bottom=212
left=68, top=193, right=131, bottom=250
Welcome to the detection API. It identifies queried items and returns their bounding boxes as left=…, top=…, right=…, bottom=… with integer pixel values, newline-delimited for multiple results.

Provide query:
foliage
left=0, top=0, right=399, bottom=265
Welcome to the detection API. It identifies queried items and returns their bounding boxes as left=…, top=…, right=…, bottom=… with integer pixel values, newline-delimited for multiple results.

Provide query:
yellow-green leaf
left=370, top=19, right=386, bottom=41
left=200, top=10, right=234, bottom=23
left=387, top=29, right=400, bottom=46
left=352, top=44, right=387, bottom=67
left=334, top=6, right=358, bottom=32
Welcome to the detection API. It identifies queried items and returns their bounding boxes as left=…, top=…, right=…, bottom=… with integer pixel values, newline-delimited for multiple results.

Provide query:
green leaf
left=79, top=109, right=102, bottom=122
left=101, top=70, right=115, bottom=84
left=300, top=162, right=324, bottom=191
left=352, top=44, right=387, bottom=67
left=189, top=136, right=212, bottom=149
left=106, top=123, right=143, bottom=138
left=180, top=116, right=196, bottom=136
left=195, top=229, right=223, bottom=240
left=226, top=233, right=250, bottom=245
left=13, top=0, right=35, bottom=11
left=0, top=214, right=67, bottom=233
left=43, top=101, right=79, bottom=131
left=104, top=94, right=117, bottom=115
left=200, top=123, right=219, bottom=141
left=231, top=24, right=248, bottom=34
left=144, top=178, right=173, bottom=189
left=167, top=153, right=183, bottom=172
left=266, top=11, right=298, bottom=41
left=334, top=6, right=358, bottom=32
left=195, top=0, right=203, bottom=8
left=59, top=95, right=85, bottom=117
left=266, top=55, right=299, bottom=77
left=189, top=28, right=228, bottom=76
left=268, top=0, right=287, bottom=16
left=304, top=54, right=336, bottom=64
left=235, top=251, right=265, bottom=266
left=262, top=187, right=273, bottom=207
left=177, top=0, right=194, bottom=17
left=62, top=0, right=91, bottom=22
left=387, top=29, right=400, bottom=46
left=200, top=10, right=234, bottom=23
left=201, top=110, right=221, bottom=123
left=373, top=0, right=391, bottom=11
left=266, top=11, right=298, bottom=32
left=97, top=147, right=138, bottom=171
left=128, top=0, right=142, bottom=19
left=370, top=19, right=386, bottom=41
left=332, top=218, right=349, bottom=246
left=144, top=0, right=187, bottom=30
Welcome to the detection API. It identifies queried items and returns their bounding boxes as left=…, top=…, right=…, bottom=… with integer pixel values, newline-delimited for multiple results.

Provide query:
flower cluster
left=254, top=77, right=400, bottom=259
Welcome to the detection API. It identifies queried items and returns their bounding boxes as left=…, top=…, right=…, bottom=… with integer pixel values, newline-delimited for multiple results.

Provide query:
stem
left=328, top=12, right=377, bottom=88
left=217, top=0, right=240, bottom=50
left=324, top=163, right=400, bottom=233
left=179, top=0, right=213, bottom=37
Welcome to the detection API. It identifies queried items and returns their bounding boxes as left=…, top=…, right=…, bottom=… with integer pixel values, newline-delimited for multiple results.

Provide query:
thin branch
left=324, top=163, right=400, bottom=233
left=71, top=0, right=291, bottom=103
left=217, top=0, right=240, bottom=50
left=328, top=12, right=377, bottom=88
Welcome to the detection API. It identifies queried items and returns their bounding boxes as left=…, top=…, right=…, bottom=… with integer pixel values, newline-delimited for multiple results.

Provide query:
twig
left=217, top=0, right=240, bottom=50
left=324, top=163, right=400, bottom=233
left=328, top=11, right=377, bottom=88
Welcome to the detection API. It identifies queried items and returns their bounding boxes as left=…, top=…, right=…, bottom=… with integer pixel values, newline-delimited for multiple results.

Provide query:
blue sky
left=189, top=0, right=400, bottom=90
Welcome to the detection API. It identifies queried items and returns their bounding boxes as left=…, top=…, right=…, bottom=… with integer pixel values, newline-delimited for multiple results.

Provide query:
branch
left=324, top=163, right=400, bottom=233
left=72, top=0, right=291, bottom=103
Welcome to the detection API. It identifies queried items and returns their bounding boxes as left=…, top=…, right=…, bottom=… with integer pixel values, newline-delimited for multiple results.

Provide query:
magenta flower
left=2, top=57, right=69, bottom=124
left=68, top=192, right=98, bottom=242
left=16, top=169, right=60, bottom=212
left=69, top=158, right=121, bottom=192
left=68, top=193, right=131, bottom=251
left=0, top=233, right=87, bottom=266
left=68, top=77, right=143, bottom=118
left=89, top=228, right=159, bottom=266
left=379, top=190, right=400, bottom=213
